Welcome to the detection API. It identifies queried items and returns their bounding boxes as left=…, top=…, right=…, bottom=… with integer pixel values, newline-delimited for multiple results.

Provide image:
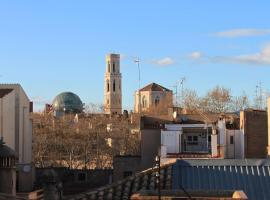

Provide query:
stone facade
left=112, top=119, right=163, bottom=183
left=104, top=54, right=122, bottom=115
left=134, top=83, right=173, bottom=115
left=113, top=156, right=141, bottom=182
left=240, top=109, right=268, bottom=158
left=36, top=168, right=113, bottom=196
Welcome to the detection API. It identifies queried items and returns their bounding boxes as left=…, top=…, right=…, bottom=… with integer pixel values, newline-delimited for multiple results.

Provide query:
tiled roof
left=66, top=159, right=270, bottom=200
left=66, top=163, right=173, bottom=200
left=176, top=113, right=239, bottom=124
left=139, top=83, right=171, bottom=92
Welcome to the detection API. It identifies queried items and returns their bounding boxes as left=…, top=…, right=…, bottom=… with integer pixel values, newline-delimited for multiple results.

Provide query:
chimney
left=267, top=97, right=270, bottom=158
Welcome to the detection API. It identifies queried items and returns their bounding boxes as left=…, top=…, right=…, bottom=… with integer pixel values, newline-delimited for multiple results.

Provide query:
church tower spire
left=104, top=53, right=122, bottom=114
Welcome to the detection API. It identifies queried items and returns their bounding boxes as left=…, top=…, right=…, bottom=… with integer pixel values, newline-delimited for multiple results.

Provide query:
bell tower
left=104, top=53, right=122, bottom=114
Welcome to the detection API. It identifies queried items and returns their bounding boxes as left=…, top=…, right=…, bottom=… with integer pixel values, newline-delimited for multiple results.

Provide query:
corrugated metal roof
left=173, top=159, right=270, bottom=200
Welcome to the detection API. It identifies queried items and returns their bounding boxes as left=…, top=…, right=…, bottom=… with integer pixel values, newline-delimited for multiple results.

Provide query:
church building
left=104, top=54, right=122, bottom=114
left=134, top=82, right=173, bottom=115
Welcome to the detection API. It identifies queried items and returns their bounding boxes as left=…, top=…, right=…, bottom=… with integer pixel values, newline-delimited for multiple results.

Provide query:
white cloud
left=189, top=43, right=270, bottom=65
left=213, top=29, right=270, bottom=38
left=152, top=57, right=175, bottom=66
left=231, top=44, right=270, bottom=64
left=189, top=51, right=203, bottom=59
left=200, top=44, right=270, bottom=65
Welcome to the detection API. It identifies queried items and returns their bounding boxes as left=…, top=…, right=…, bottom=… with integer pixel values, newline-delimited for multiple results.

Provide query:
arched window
left=113, top=80, right=116, bottom=92
left=108, top=62, right=110, bottom=73
left=154, top=96, right=160, bottom=106
left=119, top=81, right=121, bottom=90
left=107, top=80, right=110, bottom=92
left=113, top=62, right=115, bottom=72
left=142, top=96, right=147, bottom=108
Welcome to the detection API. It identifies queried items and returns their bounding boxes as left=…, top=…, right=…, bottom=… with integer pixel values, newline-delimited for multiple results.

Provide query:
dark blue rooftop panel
left=173, top=159, right=270, bottom=200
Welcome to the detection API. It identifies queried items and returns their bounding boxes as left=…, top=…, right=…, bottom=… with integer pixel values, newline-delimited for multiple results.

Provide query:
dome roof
left=0, top=144, right=16, bottom=158
left=52, top=92, right=83, bottom=113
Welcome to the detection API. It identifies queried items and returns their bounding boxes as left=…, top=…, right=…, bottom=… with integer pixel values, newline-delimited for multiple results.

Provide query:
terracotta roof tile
left=139, top=83, right=171, bottom=92
left=67, top=163, right=173, bottom=200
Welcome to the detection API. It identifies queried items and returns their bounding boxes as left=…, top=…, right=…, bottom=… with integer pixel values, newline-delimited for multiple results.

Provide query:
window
left=230, top=136, right=234, bottom=144
left=107, top=99, right=109, bottom=105
left=119, top=82, right=121, bottom=90
left=113, top=62, right=115, bottom=72
left=123, top=171, right=132, bottom=178
left=107, top=80, right=110, bottom=92
left=208, top=135, right=211, bottom=142
left=108, top=62, right=110, bottom=73
left=113, top=80, right=116, bottom=92
left=187, top=135, right=198, bottom=145
left=142, top=96, right=147, bottom=108
left=154, top=96, right=160, bottom=106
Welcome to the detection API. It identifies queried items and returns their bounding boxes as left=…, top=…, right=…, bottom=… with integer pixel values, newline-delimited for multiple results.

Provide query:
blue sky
left=0, top=1, right=270, bottom=111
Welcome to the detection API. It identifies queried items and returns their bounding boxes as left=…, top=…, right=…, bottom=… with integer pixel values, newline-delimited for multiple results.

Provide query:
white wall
left=161, top=130, right=181, bottom=154
left=0, top=84, right=32, bottom=164
left=19, top=87, right=32, bottom=164
left=0, top=84, right=34, bottom=192
left=225, top=129, right=244, bottom=159
left=1, top=91, right=16, bottom=150
left=218, top=119, right=226, bottom=146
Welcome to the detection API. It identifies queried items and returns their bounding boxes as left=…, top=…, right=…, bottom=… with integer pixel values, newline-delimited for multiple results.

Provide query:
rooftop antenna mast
left=134, top=57, right=141, bottom=114
left=255, top=82, right=263, bottom=109
left=259, top=82, right=263, bottom=109
left=179, top=77, right=186, bottom=108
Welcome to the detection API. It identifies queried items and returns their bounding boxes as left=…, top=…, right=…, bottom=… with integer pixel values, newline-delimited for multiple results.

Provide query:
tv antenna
left=255, top=82, right=263, bottom=109
left=179, top=77, right=186, bottom=108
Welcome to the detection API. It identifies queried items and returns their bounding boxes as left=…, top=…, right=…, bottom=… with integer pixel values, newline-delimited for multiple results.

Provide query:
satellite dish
left=173, top=111, right=177, bottom=119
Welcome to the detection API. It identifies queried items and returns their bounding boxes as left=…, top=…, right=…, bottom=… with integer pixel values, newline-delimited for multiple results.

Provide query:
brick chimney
left=267, top=97, right=270, bottom=157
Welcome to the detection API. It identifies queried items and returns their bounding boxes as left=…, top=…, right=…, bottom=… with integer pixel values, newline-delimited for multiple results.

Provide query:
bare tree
left=33, top=112, right=140, bottom=169
left=84, top=103, right=104, bottom=114
left=201, top=86, right=232, bottom=113
left=231, top=92, right=250, bottom=111
left=182, top=89, right=200, bottom=112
